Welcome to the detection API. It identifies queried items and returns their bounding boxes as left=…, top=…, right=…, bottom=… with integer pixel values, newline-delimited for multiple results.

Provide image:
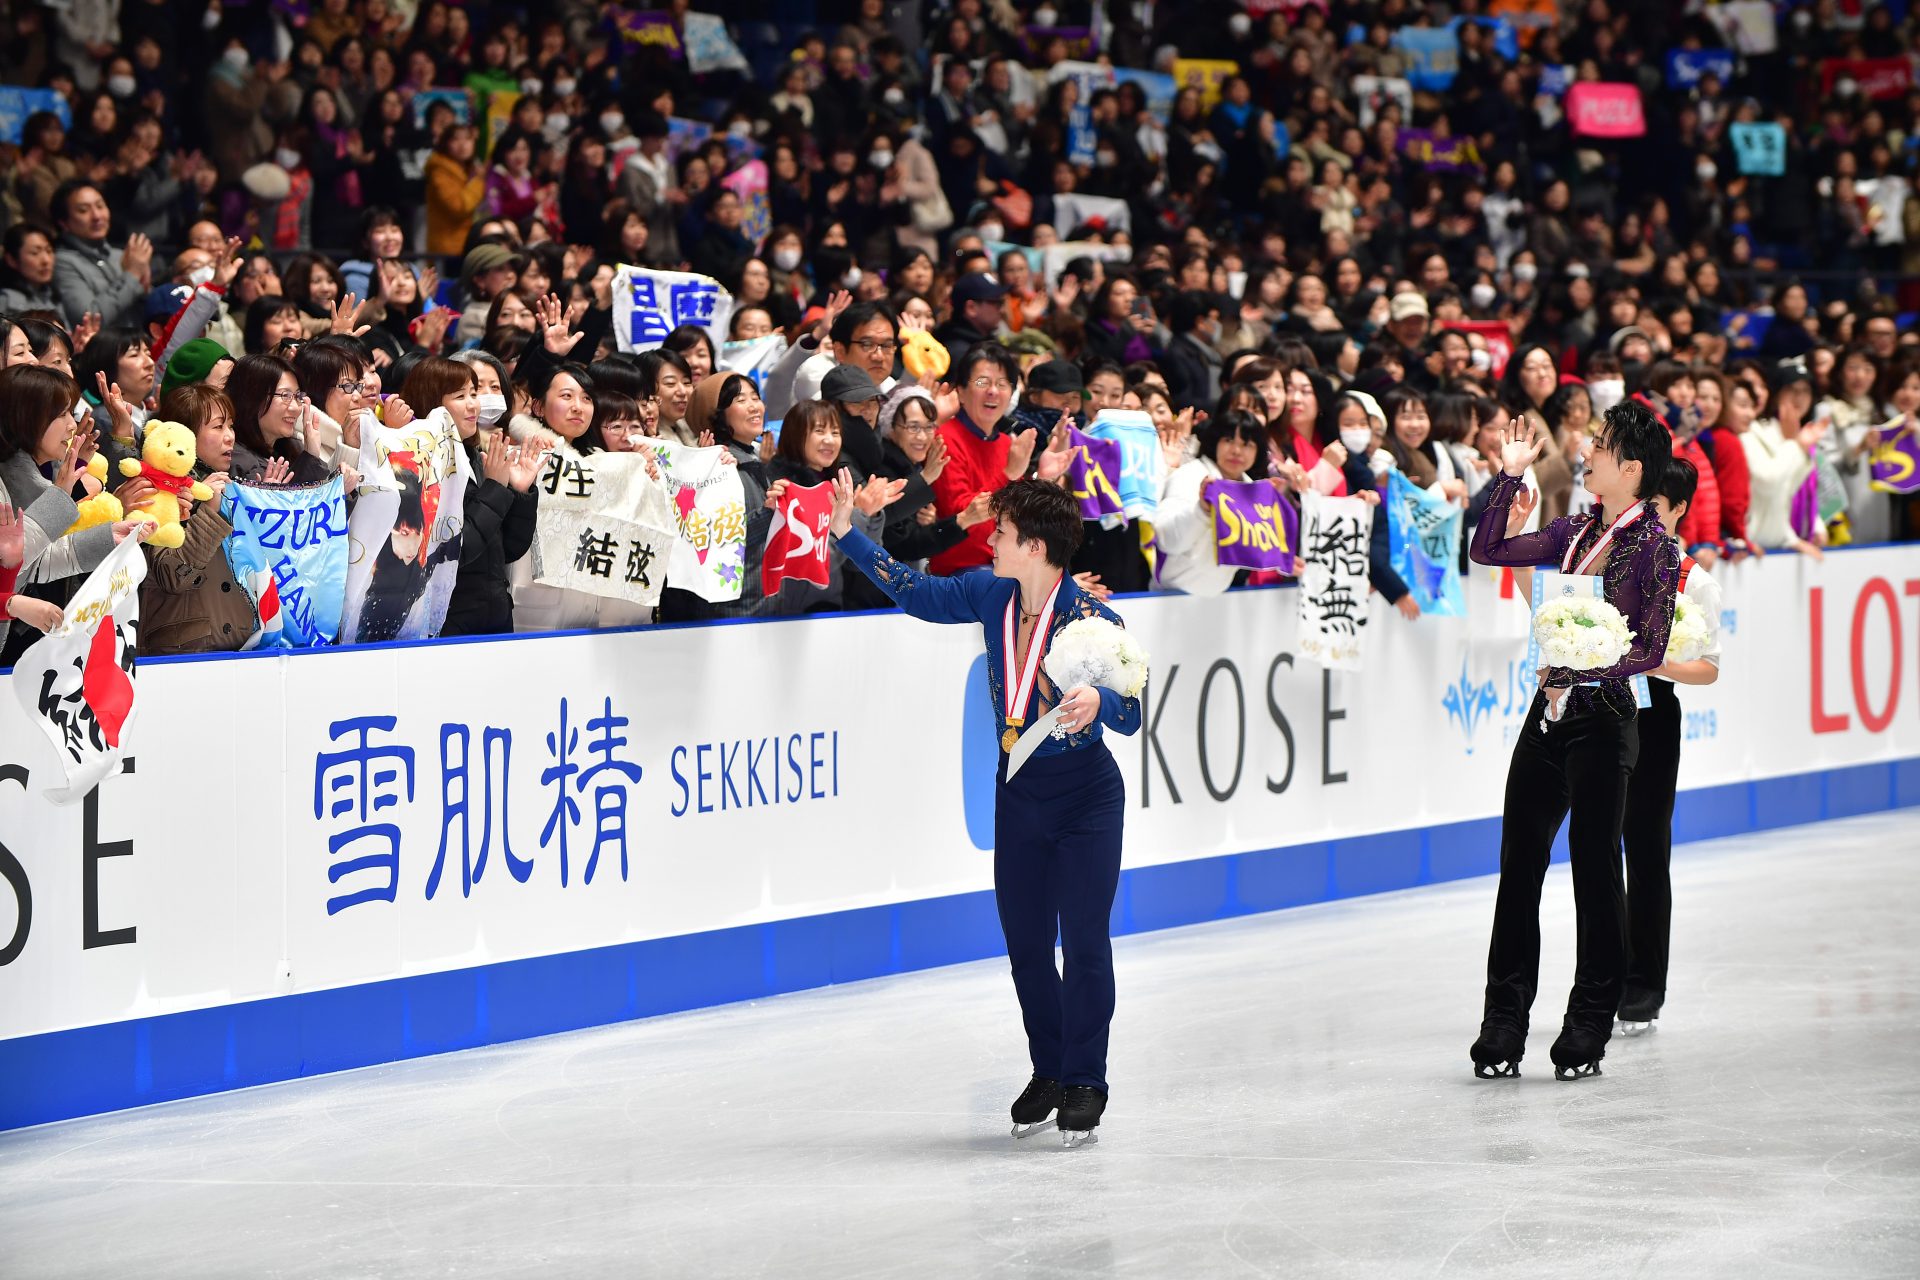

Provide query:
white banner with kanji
left=9, top=534, right=146, bottom=804
left=650, top=441, right=747, bottom=602
left=530, top=448, right=678, bottom=606
left=612, top=264, right=733, bottom=353
left=1297, top=492, right=1374, bottom=671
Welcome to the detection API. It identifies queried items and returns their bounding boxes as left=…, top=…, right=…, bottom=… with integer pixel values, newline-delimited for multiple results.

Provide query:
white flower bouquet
left=1665, top=594, right=1709, bottom=664
left=1046, top=618, right=1151, bottom=703
left=1533, top=596, right=1634, bottom=671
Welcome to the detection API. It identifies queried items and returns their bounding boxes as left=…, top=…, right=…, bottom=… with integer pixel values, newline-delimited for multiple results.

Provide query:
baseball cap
left=462, top=242, right=524, bottom=285
left=1389, top=292, right=1430, bottom=322
left=146, top=283, right=194, bottom=321
left=1026, top=359, right=1085, bottom=396
left=952, top=272, right=1010, bottom=304
left=821, top=363, right=882, bottom=403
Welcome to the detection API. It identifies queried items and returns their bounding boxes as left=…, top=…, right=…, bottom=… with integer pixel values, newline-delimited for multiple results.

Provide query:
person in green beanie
left=160, top=338, right=234, bottom=399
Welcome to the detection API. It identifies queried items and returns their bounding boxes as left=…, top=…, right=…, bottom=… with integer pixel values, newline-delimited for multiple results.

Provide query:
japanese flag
left=761, top=480, right=835, bottom=597
left=10, top=533, right=146, bottom=803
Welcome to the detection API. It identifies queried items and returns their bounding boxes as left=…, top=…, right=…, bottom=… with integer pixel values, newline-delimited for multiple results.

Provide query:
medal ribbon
left=1002, top=574, right=1065, bottom=730
left=1562, top=501, right=1644, bottom=577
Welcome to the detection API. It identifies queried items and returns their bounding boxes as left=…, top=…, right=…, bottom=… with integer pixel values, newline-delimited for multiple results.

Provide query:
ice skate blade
left=1473, top=1061, right=1521, bottom=1079
left=1059, top=1129, right=1099, bottom=1149
left=1011, top=1120, right=1057, bottom=1140
left=1553, top=1062, right=1603, bottom=1081
left=1617, top=1019, right=1655, bottom=1037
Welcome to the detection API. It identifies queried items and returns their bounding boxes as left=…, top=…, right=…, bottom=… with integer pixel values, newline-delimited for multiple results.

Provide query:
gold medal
left=1001, top=725, right=1021, bottom=753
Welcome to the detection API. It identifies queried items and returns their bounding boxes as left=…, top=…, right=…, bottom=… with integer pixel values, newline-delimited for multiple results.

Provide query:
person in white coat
left=1154, top=410, right=1294, bottom=596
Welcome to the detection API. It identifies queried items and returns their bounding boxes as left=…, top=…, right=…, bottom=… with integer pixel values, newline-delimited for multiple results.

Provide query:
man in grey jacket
left=49, top=179, right=153, bottom=330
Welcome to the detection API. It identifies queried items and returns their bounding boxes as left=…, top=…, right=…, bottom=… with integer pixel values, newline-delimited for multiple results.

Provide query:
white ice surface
left=2, top=811, right=1916, bottom=1278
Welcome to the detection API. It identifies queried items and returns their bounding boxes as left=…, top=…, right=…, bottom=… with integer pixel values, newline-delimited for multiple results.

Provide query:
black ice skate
left=1550, top=1021, right=1607, bottom=1080
left=1616, top=987, right=1663, bottom=1037
left=1470, top=1020, right=1526, bottom=1079
left=1010, top=1076, right=1062, bottom=1140
left=1056, top=1085, right=1106, bottom=1148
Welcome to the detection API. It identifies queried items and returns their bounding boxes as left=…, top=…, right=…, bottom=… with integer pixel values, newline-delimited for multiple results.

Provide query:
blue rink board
left=4, top=757, right=1917, bottom=1131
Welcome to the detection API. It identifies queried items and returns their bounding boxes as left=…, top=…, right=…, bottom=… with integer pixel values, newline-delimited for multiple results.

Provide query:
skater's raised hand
left=827, top=467, right=858, bottom=538
left=1498, top=416, right=1547, bottom=477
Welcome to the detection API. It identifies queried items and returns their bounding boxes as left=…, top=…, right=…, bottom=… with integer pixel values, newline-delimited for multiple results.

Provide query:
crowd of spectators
left=2, top=0, right=1917, bottom=657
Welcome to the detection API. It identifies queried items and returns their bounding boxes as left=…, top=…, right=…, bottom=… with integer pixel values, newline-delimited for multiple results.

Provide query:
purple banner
left=1023, top=26, right=1099, bottom=60
left=1790, top=470, right=1820, bottom=542
left=605, top=8, right=683, bottom=59
left=1211, top=478, right=1299, bottom=572
left=1870, top=424, right=1920, bottom=495
left=1396, top=128, right=1483, bottom=174
left=1066, top=428, right=1124, bottom=522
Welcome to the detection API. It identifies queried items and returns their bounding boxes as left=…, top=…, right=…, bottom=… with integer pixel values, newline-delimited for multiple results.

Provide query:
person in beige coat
left=890, top=133, right=951, bottom=257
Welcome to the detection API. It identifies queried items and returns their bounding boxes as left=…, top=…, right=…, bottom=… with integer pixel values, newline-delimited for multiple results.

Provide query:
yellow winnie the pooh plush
left=117, top=420, right=213, bottom=549
left=63, top=454, right=125, bottom=536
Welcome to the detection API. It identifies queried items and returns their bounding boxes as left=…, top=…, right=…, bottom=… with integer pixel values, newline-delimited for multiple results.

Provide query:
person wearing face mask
left=433, top=356, right=550, bottom=638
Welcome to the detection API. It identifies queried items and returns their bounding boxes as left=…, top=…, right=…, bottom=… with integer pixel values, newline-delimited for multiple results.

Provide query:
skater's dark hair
left=1656, top=454, right=1698, bottom=521
left=1594, top=398, right=1671, bottom=500
left=990, top=477, right=1083, bottom=568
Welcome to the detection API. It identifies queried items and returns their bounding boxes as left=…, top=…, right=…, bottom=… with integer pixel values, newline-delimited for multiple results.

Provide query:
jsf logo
left=1441, top=658, right=1501, bottom=754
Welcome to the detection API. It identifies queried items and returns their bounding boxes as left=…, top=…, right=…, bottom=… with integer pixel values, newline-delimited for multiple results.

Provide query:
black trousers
left=1620, top=679, right=1681, bottom=1000
left=994, top=744, right=1126, bottom=1091
left=1484, top=693, right=1639, bottom=1038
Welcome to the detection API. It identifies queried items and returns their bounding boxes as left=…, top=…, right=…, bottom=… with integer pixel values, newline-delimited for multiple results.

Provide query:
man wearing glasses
left=930, top=343, right=1046, bottom=575
left=786, top=300, right=902, bottom=412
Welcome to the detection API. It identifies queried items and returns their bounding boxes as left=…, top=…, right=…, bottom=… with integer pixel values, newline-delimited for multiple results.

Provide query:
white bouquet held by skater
left=1044, top=618, right=1150, bottom=736
left=1532, top=595, right=1634, bottom=671
left=1664, top=594, right=1710, bottom=664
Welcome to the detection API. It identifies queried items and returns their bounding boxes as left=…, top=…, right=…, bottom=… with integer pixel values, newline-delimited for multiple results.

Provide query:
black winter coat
left=441, top=461, right=539, bottom=637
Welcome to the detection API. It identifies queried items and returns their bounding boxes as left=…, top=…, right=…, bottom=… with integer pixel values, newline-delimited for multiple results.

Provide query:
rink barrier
left=3, top=754, right=1915, bottom=1131
left=4, top=544, right=1918, bottom=1131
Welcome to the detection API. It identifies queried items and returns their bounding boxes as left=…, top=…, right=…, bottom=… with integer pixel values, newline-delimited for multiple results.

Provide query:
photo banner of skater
left=1351, top=75, right=1413, bottom=128
left=719, top=160, right=771, bottom=248
left=5, top=546, right=1919, bottom=1093
left=650, top=441, right=748, bottom=601
left=1086, top=410, right=1163, bottom=521
left=220, top=475, right=349, bottom=648
left=529, top=448, right=680, bottom=606
left=612, top=265, right=733, bottom=354
left=762, top=480, right=834, bottom=595
left=1209, top=478, right=1297, bottom=573
left=680, top=11, right=748, bottom=74
left=8, top=533, right=145, bottom=805
left=1297, top=491, right=1373, bottom=670
left=1066, top=428, right=1125, bottom=523
left=1869, top=423, right=1920, bottom=494
left=1385, top=470, right=1466, bottom=617
left=338, top=409, right=470, bottom=645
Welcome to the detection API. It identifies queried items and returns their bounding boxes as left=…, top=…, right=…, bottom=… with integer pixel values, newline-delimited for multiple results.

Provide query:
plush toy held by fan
left=63, top=454, right=125, bottom=536
left=117, top=420, right=212, bottom=549
left=900, top=328, right=950, bottom=383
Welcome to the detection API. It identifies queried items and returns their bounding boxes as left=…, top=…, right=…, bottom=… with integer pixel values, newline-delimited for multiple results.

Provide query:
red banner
left=1819, top=57, right=1915, bottom=102
left=1565, top=82, right=1646, bottom=138
left=762, top=480, right=835, bottom=596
